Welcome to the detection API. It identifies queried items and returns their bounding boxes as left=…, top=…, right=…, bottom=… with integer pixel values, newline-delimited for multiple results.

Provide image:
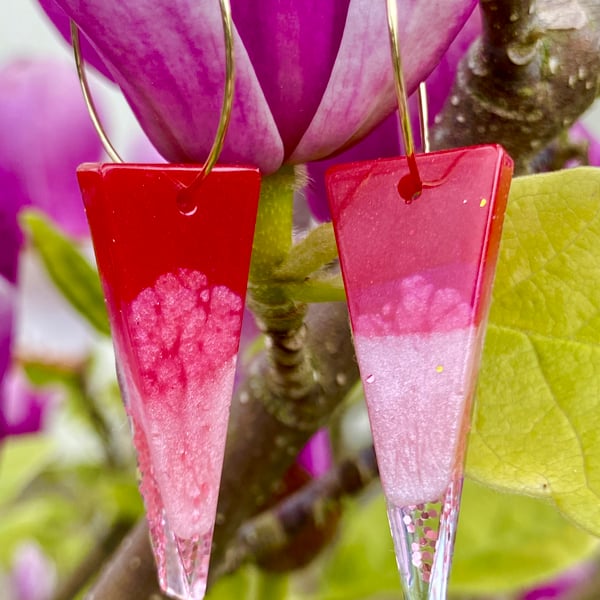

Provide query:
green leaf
left=470, top=167, right=600, bottom=535
left=314, top=493, right=401, bottom=600
left=0, top=495, right=93, bottom=574
left=0, top=434, right=54, bottom=504
left=451, top=481, right=598, bottom=593
left=313, top=481, right=596, bottom=599
left=20, top=210, right=110, bottom=336
left=209, top=566, right=289, bottom=600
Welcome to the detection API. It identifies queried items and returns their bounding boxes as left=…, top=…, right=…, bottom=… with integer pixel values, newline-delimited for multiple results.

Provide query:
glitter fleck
left=479, top=198, right=487, bottom=208
left=435, top=365, right=444, bottom=374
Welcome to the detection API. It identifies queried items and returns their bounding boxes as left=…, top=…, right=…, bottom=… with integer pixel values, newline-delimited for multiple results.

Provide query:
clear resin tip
left=387, top=477, right=463, bottom=600
left=159, top=524, right=211, bottom=600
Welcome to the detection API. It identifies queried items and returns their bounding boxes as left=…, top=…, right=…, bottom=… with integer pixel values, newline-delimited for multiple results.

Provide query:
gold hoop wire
left=70, top=0, right=235, bottom=181
left=385, top=0, right=430, bottom=192
left=418, top=82, right=430, bottom=154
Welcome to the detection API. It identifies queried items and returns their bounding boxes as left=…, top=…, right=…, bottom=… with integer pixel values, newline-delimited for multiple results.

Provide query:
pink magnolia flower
left=40, top=0, right=477, bottom=173
left=9, top=541, right=56, bottom=600
left=0, top=58, right=102, bottom=441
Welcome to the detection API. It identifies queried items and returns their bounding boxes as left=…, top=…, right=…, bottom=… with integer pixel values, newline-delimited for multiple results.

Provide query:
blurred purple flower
left=521, top=562, right=595, bottom=599
left=569, top=122, right=600, bottom=167
left=0, top=59, right=102, bottom=240
left=40, top=0, right=477, bottom=173
left=297, top=428, right=333, bottom=478
left=9, top=541, right=56, bottom=600
left=0, top=372, right=53, bottom=441
left=0, top=58, right=102, bottom=441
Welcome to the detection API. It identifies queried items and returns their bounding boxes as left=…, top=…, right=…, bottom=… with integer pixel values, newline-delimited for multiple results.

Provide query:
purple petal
left=0, top=277, right=15, bottom=390
left=48, top=0, right=284, bottom=173
left=424, top=6, right=481, bottom=123
left=297, top=428, right=333, bottom=477
left=0, top=59, right=102, bottom=238
left=291, top=0, right=477, bottom=163
left=521, top=562, right=595, bottom=599
left=43, top=0, right=476, bottom=171
left=37, top=0, right=114, bottom=81
left=305, top=112, right=401, bottom=222
left=10, top=541, right=56, bottom=600
left=569, top=122, right=600, bottom=167
left=0, top=370, right=52, bottom=439
left=233, top=1, right=351, bottom=158
left=0, top=169, right=22, bottom=284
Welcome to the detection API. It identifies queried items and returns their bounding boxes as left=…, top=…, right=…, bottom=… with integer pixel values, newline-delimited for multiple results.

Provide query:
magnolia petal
left=423, top=6, right=481, bottom=122
left=0, top=370, right=51, bottom=439
left=569, top=122, right=600, bottom=167
left=38, top=0, right=114, bottom=81
left=291, top=0, right=477, bottom=163
left=52, top=0, right=284, bottom=172
left=0, top=276, right=14, bottom=391
left=0, top=60, right=100, bottom=239
left=297, top=428, right=334, bottom=477
left=233, top=0, right=351, bottom=158
left=9, top=541, right=56, bottom=600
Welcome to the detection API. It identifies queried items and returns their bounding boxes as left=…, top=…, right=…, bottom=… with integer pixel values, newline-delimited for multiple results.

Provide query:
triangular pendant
left=326, top=145, right=513, bottom=599
left=77, top=164, right=260, bottom=600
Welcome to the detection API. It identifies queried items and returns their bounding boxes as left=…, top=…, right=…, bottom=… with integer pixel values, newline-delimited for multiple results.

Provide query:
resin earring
left=71, top=3, right=260, bottom=599
left=325, top=2, right=513, bottom=599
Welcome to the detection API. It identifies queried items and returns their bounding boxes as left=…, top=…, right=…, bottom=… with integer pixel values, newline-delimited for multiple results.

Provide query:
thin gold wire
left=418, top=82, right=430, bottom=154
left=385, top=0, right=422, bottom=187
left=70, top=0, right=235, bottom=180
left=71, top=21, right=123, bottom=163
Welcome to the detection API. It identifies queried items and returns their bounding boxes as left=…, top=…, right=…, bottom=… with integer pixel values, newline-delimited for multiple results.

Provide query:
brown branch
left=52, top=521, right=132, bottom=600
left=85, top=519, right=166, bottom=600
left=432, top=0, right=600, bottom=173
left=210, top=300, right=359, bottom=571
left=213, top=446, right=378, bottom=581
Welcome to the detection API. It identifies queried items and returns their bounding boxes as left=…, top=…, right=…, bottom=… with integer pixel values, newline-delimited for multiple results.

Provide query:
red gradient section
left=78, top=164, right=260, bottom=306
left=326, top=145, right=513, bottom=335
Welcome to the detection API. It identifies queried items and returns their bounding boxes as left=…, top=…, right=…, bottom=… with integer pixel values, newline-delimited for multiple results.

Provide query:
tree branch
left=213, top=446, right=378, bottom=581
left=85, top=519, right=166, bottom=600
left=210, top=300, right=359, bottom=571
left=432, top=0, right=600, bottom=173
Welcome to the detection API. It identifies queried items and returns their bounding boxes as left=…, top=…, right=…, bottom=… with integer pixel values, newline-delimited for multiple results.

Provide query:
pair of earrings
left=72, top=4, right=513, bottom=600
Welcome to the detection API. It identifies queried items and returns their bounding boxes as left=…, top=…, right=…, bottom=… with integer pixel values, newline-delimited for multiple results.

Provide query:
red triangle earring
left=71, top=3, right=259, bottom=598
left=326, top=3, right=513, bottom=598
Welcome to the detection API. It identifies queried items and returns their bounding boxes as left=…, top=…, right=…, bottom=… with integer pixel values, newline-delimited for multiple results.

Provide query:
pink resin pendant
left=77, top=164, right=260, bottom=600
left=326, top=145, right=513, bottom=599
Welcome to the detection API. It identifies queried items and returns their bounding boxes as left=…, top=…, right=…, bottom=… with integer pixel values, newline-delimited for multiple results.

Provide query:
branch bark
left=210, top=300, right=359, bottom=571
left=213, top=445, right=378, bottom=581
left=432, top=0, right=600, bottom=173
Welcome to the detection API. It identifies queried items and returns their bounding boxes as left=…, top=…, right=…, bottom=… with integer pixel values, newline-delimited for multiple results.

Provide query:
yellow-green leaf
left=469, top=167, right=600, bottom=536
left=21, top=210, right=110, bottom=336
left=313, top=481, right=595, bottom=598
left=451, top=481, right=598, bottom=593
